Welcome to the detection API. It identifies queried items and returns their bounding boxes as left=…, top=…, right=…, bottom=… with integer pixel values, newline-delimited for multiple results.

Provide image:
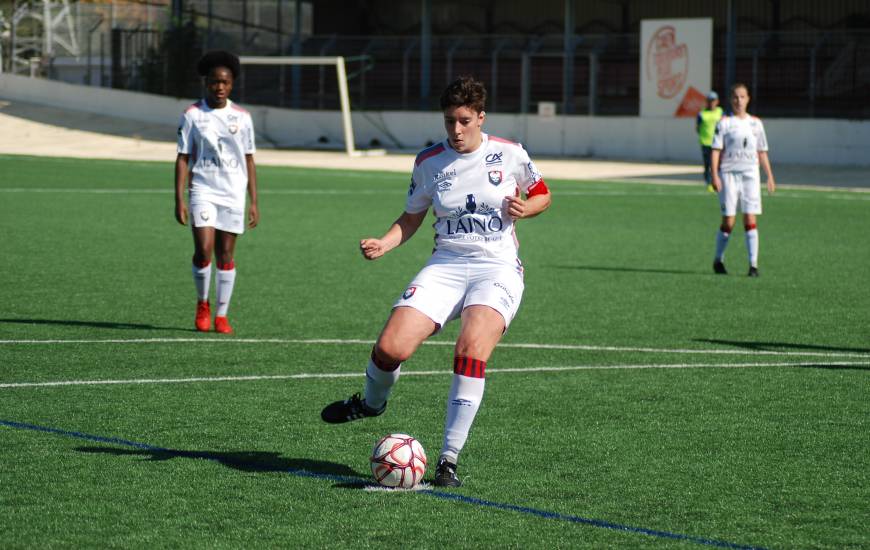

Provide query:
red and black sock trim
left=453, top=356, right=486, bottom=378
left=371, top=347, right=401, bottom=372
left=193, top=256, right=211, bottom=268
left=218, top=260, right=236, bottom=271
left=744, top=223, right=757, bottom=231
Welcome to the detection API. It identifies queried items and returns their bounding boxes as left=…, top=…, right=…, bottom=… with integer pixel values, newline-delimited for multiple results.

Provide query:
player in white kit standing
left=321, top=76, right=552, bottom=487
left=711, top=83, right=776, bottom=277
left=174, top=51, right=259, bottom=333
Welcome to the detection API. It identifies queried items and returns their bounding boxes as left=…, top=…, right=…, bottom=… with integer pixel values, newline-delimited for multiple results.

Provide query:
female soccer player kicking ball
left=711, top=83, right=776, bottom=277
left=321, top=76, right=551, bottom=487
left=174, top=50, right=259, bottom=333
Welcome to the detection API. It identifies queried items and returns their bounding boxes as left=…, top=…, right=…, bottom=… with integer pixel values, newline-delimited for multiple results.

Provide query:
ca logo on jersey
left=485, top=152, right=503, bottom=166
left=488, top=171, right=503, bottom=185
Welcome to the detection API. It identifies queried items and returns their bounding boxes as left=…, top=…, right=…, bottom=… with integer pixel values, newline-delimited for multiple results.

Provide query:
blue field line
left=2, top=419, right=766, bottom=549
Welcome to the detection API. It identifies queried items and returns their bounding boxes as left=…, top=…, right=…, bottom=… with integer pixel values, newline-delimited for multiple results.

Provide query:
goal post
left=239, top=56, right=383, bottom=157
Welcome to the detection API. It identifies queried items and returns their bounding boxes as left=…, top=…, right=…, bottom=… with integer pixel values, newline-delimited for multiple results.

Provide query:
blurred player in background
left=174, top=50, right=259, bottom=333
left=321, top=76, right=551, bottom=487
left=696, top=90, right=723, bottom=192
left=711, top=83, right=776, bottom=277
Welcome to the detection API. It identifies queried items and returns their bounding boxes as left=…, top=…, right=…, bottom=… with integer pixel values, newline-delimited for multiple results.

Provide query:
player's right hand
left=175, top=202, right=188, bottom=226
left=360, top=238, right=385, bottom=260
left=712, top=176, right=722, bottom=192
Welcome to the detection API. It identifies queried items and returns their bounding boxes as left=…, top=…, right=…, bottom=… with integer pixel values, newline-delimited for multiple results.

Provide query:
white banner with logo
left=640, top=18, right=713, bottom=118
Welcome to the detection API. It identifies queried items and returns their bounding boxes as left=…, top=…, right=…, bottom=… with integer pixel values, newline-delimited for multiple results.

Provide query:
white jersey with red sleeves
left=711, top=114, right=768, bottom=173
left=406, top=133, right=548, bottom=262
left=177, top=98, right=256, bottom=209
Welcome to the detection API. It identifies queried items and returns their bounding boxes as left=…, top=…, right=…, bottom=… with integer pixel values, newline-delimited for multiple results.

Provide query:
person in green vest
left=696, top=91, right=723, bottom=192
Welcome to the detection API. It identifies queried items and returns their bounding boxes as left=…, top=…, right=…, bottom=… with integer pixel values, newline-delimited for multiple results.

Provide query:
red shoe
left=195, top=300, right=211, bottom=332
left=214, top=316, right=233, bottom=334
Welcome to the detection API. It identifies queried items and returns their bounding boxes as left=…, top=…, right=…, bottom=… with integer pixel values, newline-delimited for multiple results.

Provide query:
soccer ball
left=370, top=433, right=427, bottom=488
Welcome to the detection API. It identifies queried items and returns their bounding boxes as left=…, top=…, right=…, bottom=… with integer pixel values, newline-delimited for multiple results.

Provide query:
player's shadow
left=548, top=264, right=701, bottom=276
left=76, top=446, right=368, bottom=482
left=0, top=318, right=195, bottom=332
left=695, top=338, right=870, bottom=355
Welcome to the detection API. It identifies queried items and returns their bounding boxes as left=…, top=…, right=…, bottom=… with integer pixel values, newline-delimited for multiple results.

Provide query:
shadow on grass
left=76, top=446, right=368, bottom=480
left=695, top=338, right=870, bottom=355
left=547, top=264, right=702, bottom=276
left=0, top=318, right=194, bottom=332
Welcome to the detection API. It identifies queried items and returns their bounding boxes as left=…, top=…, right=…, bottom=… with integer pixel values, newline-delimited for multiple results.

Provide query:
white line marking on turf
left=1, top=337, right=868, bottom=359
left=1, top=361, right=867, bottom=389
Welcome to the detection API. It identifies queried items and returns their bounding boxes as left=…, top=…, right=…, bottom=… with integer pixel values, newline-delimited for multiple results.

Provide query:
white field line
left=1, top=361, right=867, bottom=389
left=1, top=187, right=869, bottom=201
left=1, top=337, right=868, bottom=359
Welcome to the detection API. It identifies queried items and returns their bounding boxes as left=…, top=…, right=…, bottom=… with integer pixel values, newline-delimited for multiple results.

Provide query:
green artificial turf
left=1, top=154, right=868, bottom=549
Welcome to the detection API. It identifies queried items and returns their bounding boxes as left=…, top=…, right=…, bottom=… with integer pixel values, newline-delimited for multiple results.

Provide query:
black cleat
left=747, top=266, right=759, bottom=277
left=713, top=260, right=728, bottom=275
left=433, top=458, right=461, bottom=487
left=320, top=393, right=386, bottom=424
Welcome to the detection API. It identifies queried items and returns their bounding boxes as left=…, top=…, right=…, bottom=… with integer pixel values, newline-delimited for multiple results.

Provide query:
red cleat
left=214, top=316, right=233, bottom=334
left=195, top=300, right=211, bottom=332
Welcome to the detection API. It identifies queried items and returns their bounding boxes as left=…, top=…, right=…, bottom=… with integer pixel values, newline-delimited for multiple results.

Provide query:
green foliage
left=0, top=155, right=868, bottom=548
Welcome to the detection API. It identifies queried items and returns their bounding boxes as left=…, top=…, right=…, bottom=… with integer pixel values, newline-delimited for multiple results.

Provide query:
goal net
left=239, top=56, right=383, bottom=157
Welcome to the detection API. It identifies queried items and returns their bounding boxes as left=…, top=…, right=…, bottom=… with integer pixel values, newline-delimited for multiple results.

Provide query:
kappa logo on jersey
left=402, top=286, right=417, bottom=299
left=485, top=152, right=503, bottom=166
left=407, top=178, right=417, bottom=196
left=488, top=170, right=503, bottom=185
left=526, top=161, right=542, bottom=182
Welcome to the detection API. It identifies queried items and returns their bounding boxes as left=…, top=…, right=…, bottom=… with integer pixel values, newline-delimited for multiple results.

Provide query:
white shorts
left=190, top=200, right=245, bottom=234
left=393, top=254, right=525, bottom=330
left=719, top=170, right=762, bottom=216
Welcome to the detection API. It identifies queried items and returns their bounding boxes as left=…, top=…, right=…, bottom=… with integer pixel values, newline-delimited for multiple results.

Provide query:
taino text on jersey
left=711, top=115, right=768, bottom=173
left=407, top=134, right=548, bottom=261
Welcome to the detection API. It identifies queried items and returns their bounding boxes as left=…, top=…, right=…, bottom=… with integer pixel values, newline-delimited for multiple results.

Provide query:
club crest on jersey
left=228, top=123, right=239, bottom=134
left=402, top=286, right=417, bottom=300
left=488, top=170, right=503, bottom=185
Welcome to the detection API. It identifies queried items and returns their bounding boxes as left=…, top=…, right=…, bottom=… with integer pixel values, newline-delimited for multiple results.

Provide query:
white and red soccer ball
left=370, top=433, right=427, bottom=488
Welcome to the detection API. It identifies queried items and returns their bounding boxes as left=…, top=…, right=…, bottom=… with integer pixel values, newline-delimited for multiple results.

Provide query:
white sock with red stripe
left=215, top=261, right=236, bottom=316
left=363, top=348, right=400, bottom=410
left=192, top=259, right=211, bottom=301
left=714, top=230, right=730, bottom=262
left=745, top=225, right=759, bottom=267
left=440, top=356, right=486, bottom=463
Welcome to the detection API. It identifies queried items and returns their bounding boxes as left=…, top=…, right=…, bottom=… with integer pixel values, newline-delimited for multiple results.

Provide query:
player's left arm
left=505, top=156, right=552, bottom=220
left=756, top=120, right=775, bottom=195
left=246, top=154, right=259, bottom=228
left=505, top=186, right=551, bottom=220
left=758, top=151, right=775, bottom=195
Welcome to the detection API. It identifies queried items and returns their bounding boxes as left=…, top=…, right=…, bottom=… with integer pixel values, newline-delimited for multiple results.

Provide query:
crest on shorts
left=402, top=286, right=416, bottom=300
left=488, top=170, right=503, bottom=185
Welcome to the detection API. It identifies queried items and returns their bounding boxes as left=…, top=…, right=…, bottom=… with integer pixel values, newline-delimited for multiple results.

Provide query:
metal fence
left=7, top=1, right=869, bottom=118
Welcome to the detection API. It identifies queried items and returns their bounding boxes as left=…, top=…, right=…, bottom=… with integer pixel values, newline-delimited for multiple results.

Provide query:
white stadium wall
left=2, top=73, right=868, bottom=166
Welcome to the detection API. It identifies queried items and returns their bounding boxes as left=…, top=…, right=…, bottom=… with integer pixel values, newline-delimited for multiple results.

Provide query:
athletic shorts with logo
left=719, top=169, right=762, bottom=216
left=393, top=252, right=525, bottom=331
left=190, top=199, right=246, bottom=234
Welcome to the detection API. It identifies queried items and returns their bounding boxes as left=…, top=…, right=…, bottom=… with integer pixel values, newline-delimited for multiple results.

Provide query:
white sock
left=714, top=230, right=731, bottom=262
left=364, top=357, right=400, bottom=410
left=440, top=364, right=486, bottom=464
left=745, top=228, right=759, bottom=267
left=192, top=261, right=211, bottom=301
left=215, top=266, right=236, bottom=316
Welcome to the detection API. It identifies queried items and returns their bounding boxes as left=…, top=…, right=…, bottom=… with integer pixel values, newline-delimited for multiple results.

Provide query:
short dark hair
left=730, top=82, right=749, bottom=96
left=440, top=76, right=487, bottom=113
left=197, top=50, right=240, bottom=80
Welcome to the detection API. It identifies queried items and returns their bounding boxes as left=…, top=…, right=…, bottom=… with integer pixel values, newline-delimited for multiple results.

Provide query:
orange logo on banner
left=674, top=86, right=706, bottom=117
left=646, top=26, right=688, bottom=99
